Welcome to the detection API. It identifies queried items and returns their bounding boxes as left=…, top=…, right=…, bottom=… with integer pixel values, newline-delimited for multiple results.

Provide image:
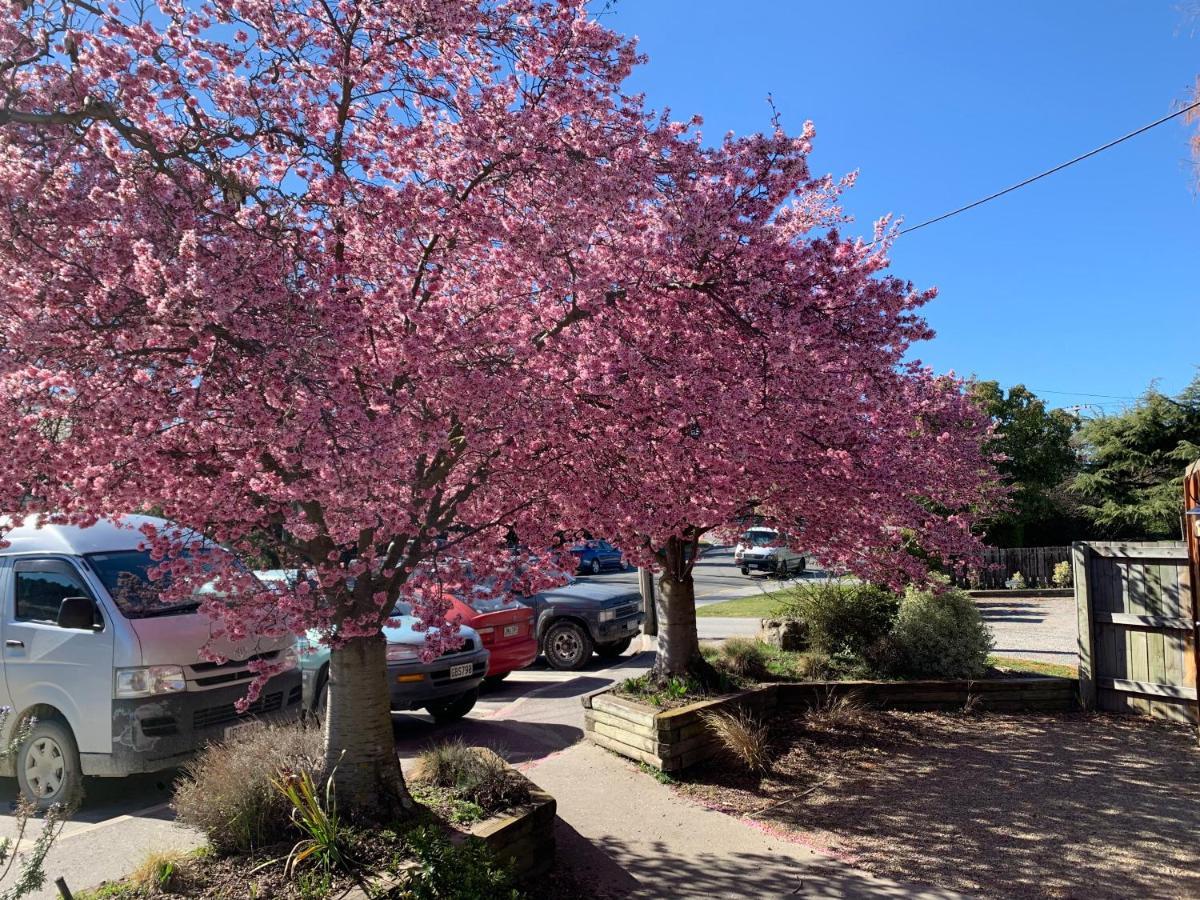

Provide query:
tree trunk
left=323, top=633, right=415, bottom=820
left=650, top=536, right=720, bottom=688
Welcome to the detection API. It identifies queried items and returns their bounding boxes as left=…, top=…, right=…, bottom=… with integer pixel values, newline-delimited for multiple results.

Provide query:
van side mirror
left=58, top=596, right=98, bottom=631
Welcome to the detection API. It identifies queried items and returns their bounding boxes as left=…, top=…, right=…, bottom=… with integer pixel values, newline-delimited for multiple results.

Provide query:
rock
left=758, top=617, right=808, bottom=651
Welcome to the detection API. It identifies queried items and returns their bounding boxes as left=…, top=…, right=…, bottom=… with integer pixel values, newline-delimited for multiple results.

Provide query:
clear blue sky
left=604, top=1, right=1199, bottom=413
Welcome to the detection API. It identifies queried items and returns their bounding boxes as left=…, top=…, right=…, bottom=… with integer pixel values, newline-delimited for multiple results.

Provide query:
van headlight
left=278, top=646, right=299, bottom=671
left=386, top=643, right=422, bottom=663
left=115, top=666, right=186, bottom=698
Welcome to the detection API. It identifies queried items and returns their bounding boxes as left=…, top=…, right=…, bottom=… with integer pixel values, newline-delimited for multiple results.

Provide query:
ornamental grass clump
left=410, top=741, right=529, bottom=815
left=718, top=638, right=770, bottom=680
left=701, top=709, right=771, bottom=773
left=173, top=723, right=325, bottom=854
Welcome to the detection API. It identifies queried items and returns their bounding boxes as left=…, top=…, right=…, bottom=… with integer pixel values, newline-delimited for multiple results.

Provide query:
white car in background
left=734, top=527, right=806, bottom=577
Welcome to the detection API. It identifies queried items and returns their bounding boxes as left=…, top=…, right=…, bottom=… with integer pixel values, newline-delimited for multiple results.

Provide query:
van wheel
left=426, top=689, right=478, bottom=724
left=17, top=719, right=83, bottom=809
left=544, top=621, right=593, bottom=670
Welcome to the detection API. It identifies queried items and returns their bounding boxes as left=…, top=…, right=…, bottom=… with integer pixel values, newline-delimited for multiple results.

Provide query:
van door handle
left=5, top=640, right=24, bottom=648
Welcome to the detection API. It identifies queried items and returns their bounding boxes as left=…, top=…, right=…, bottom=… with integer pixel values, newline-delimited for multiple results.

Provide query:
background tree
left=1072, top=376, right=1200, bottom=539
left=968, top=382, right=1080, bottom=546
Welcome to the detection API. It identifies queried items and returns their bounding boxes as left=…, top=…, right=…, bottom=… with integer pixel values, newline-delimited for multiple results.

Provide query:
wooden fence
left=1074, top=540, right=1197, bottom=723
left=954, top=546, right=1072, bottom=589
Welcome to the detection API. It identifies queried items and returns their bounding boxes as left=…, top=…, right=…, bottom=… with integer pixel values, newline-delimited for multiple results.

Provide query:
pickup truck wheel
left=596, top=637, right=633, bottom=659
left=544, top=621, right=593, bottom=670
left=426, top=688, right=478, bottom=723
left=17, top=719, right=83, bottom=809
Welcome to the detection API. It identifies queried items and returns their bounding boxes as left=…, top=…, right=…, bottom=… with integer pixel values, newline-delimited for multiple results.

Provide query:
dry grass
left=410, top=740, right=529, bottom=813
left=802, top=690, right=872, bottom=733
left=717, top=638, right=770, bottom=680
left=130, top=848, right=194, bottom=893
left=173, top=722, right=324, bottom=854
left=701, top=709, right=771, bottom=773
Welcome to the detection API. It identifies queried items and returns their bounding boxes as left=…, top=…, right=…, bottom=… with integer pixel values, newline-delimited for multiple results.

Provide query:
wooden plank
left=1093, top=612, right=1194, bottom=631
left=1073, top=543, right=1096, bottom=709
left=1089, top=544, right=1188, bottom=561
left=1164, top=629, right=1184, bottom=700
left=1127, top=562, right=1147, bottom=615
left=1098, top=677, right=1199, bottom=700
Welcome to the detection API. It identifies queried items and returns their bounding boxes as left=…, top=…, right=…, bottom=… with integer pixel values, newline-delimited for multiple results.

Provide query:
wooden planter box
left=459, top=750, right=557, bottom=880
left=584, top=675, right=1078, bottom=773
left=582, top=685, right=776, bottom=773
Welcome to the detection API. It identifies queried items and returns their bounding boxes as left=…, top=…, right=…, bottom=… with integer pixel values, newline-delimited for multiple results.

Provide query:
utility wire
left=895, top=99, right=1200, bottom=238
left=1029, top=389, right=1143, bottom=401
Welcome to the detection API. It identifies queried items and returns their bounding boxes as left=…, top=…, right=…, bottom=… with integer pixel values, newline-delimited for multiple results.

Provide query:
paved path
left=528, top=741, right=965, bottom=899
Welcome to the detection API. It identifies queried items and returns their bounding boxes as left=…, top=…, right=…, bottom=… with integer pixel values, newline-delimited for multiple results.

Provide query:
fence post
left=1073, top=541, right=1096, bottom=710
left=1184, top=461, right=1200, bottom=732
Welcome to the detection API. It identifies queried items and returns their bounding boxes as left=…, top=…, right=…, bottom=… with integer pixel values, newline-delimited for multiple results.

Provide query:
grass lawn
left=988, top=655, right=1078, bottom=679
left=696, top=590, right=792, bottom=618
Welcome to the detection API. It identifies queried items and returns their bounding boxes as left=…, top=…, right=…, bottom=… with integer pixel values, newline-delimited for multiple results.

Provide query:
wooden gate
left=1074, top=540, right=1197, bottom=723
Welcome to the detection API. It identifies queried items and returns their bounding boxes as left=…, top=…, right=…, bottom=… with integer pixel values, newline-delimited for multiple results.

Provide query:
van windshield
left=741, top=530, right=778, bottom=547
left=85, top=550, right=204, bottom=618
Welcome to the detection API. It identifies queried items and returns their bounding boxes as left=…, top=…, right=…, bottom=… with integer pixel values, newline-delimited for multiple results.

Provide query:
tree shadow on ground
left=683, top=711, right=1200, bottom=899
left=542, top=818, right=957, bottom=899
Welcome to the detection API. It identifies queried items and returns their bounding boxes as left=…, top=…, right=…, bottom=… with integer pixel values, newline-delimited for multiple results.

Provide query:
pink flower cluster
left=0, top=0, right=998, bottom=681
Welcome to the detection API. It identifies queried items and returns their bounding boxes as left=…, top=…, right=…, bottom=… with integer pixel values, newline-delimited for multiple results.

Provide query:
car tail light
left=476, top=626, right=495, bottom=644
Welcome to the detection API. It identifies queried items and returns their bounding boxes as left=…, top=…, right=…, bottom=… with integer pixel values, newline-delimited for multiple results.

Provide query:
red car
left=445, top=591, right=538, bottom=685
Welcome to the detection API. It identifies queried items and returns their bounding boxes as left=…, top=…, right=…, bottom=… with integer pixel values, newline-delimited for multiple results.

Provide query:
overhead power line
left=895, top=99, right=1200, bottom=238
left=1029, top=388, right=1143, bottom=401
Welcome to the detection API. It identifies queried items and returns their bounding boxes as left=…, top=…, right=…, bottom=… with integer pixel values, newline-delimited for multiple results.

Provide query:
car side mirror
left=58, top=596, right=98, bottom=631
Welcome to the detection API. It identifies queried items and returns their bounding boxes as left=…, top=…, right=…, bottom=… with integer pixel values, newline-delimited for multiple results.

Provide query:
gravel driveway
left=977, top=595, right=1078, bottom=667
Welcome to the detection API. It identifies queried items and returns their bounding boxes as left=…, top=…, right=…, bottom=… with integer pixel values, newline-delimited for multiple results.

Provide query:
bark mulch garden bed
left=674, top=707, right=1200, bottom=899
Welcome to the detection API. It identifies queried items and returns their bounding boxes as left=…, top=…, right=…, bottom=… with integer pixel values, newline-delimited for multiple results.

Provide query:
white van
left=0, top=515, right=301, bottom=805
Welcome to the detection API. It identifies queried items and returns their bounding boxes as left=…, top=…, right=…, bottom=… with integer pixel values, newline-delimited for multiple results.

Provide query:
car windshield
left=85, top=549, right=208, bottom=618
left=465, top=593, right=523, bottom=614
left=741, top=530, right=778, bottom=547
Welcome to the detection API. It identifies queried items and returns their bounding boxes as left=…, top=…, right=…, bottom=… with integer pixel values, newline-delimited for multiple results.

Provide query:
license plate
left=449, top=663, right=473, bottom=680
left=224, top=720, right=264, bottom=742
left=503, top=624, right=520, bottom=638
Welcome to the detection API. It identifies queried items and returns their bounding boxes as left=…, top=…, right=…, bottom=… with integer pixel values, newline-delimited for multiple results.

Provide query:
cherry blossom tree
left=0, top=0, right=995, bottom=817
left=0, top=0, right=673, bottom=816
left=551, top=128, right=996, bottom=682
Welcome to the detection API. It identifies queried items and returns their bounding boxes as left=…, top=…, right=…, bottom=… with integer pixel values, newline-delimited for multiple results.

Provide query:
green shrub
left=718, top=638, right=769, bottom=680
left=886, top=586, right=994, bottom=679
left=774, top=580, right=899, bottom=660
left=173, top=723, right=324, bottom=854
left=411, top=742, right=529, bottom=814
left=1052, top=560, right=1072, bottom=588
